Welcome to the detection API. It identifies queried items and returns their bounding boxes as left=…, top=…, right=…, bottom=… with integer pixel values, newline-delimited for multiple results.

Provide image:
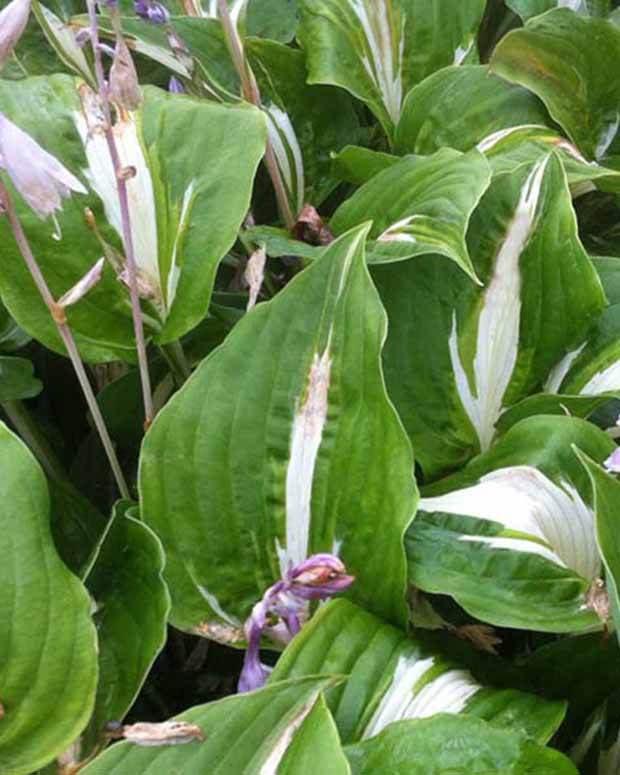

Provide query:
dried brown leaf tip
left=110, top=720, right=205, bottom=747
left=292, top=204, right=334, bottom=246
left=192, top=620, right=245, bottom=645
left=451, top=624, right=502, bottom=655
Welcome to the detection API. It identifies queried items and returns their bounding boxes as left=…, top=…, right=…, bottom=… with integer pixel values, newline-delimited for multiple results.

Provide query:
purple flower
left=134, top=0, right=170, bottom=24
left=168, top=76, right=185, bottom=94
left=237, top=554, right=354, bottom=693
left=0, top=112, right=87, bottom=219
left=604, top=447, right=620, bottom=473
left=0, top=0, right=31, bottom=71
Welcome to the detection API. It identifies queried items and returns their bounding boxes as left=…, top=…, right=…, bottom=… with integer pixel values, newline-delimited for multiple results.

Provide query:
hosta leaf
left=297, top=0, right=486, bottom=140
left=577, top=453, right=620, bottom=640
left=81, top=502, right=170, bottom=753
left=477, top=125, right=620, bottom=192
left=344, top=715, right=578, bottom=775
left=496, top=393, right=614, bottom=435
left=271, top=599, right=566, bottom=744
left=80, top=676, right=342, bottom=774
left=507, top=0, right=588, bottom=21
left=374, top=154, right=606, bottom=477
left=0, top=422, right=98, bottom=774
left=0, top=300, right=30, bottom=352
left=490, top=9, right=620, bottom=160
left=331, top=149, right=491, bottom=280
left=33, top=1, right=95, bottom=84
left=278, top=695, right=351, bottom=775
left=0, top=356, right=42, bottom=401
left=331, top=146, right=400, bottom=186
left=406, top=415, right=615, bottom=632
left=394, top=65, right=551, bottom=155
left=246, top=0, right=300, bottom=43
left=246, top=38, right=360, bottom=207
left=140, top=226, right=417, bottom=633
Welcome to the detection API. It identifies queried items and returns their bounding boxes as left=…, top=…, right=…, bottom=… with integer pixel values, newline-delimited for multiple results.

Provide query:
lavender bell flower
left=237, top=554, right=354, bottom=693
left=0, top=0, right=31, bottom=71
left=168, top=76, right=185, bottom=94
left=0, top=113, right=87, bottom=223
left=134, top=0, right=170, bottom=24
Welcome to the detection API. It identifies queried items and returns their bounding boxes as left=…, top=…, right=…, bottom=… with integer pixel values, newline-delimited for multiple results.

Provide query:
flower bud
left=0, top=112, right=87, bottom=219
left=0, top=0, right=31, bottom=72
left=168, top=76, right=185, bottom=94
left=109, top=36, right=142, bottom=111
left=134, top=0, right=170, bottom=24
left=604, top=447, right=620, bottom=473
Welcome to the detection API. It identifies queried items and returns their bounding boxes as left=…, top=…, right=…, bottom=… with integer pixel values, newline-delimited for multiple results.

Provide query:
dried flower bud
left=134, top=0, right=170, bottom=24
left=0, top=0, right=31, bottom=71
left=120, top=721, right=204, bottom=747
left=604, top=447, right=620, bottom=473
left=57, top=257, right=105, bottom=309
left=293, top=204, right=334, bottom=246
left=244, top=246, right=266, bottom=311
left=109, top=36, right=142, bottom=111
left=238, top=554, right=354, bottom=693
left=0, top=112, right=87, bottom=219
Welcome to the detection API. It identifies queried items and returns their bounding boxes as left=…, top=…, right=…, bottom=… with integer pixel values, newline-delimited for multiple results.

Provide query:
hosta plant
left=1, top=0, right=620, bottom=773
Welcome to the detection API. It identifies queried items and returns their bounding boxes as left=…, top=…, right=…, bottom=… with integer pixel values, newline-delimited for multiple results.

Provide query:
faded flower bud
left=109, top=36, right=142, bottom=111
left=168, top=76, right=185, bottom=94
left=0, top=0, right=31, bottom=71
left=237, top=553, right=354, bottom=693
left=244, top=246, right=266, bottom=311
left=57, top=258, right=105, bottom=310
left=0, top=112, right=87, bottom=219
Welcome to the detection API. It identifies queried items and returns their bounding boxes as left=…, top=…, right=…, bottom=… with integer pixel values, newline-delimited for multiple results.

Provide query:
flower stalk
left=216, top=0, right=296, bottom=230
left=86, top=0, right=155, bottom=428
left=0, top=181, right=130, bottom=499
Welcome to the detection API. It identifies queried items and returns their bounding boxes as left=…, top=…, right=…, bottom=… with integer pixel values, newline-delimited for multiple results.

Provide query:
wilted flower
left=604, top=447, right=620, bottom=473
left=0, top=0, right=31, bottom=71
left=0, top=112, right=87, bottom=219
left=134, top=0, right=170, bottom=24
left=237, top=554, right=354, bottom=693
left=57, top=258, right=105, bottom=312
left=108, top=720, right=204, bottom=747
left=109, top=36, right=142, bottom=111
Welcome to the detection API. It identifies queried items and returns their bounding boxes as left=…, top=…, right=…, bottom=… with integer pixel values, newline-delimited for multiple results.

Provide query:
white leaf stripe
left=544, top=343, right=587, bottom=393
left=259, top=692, right=320, bottom=774
left=264, top=106, right=305, bottom=218
left=363, top=654, right=481, bottom=739
left=420, top=465, right=601, bottom=580
left=350, top=0, right=405, bottom=124
left=449, top=156, right=549, bottom=450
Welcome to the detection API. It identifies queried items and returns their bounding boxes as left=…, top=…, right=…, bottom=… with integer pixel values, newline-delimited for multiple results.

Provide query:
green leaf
left=577, top=452, right=620, bottom=641
left=373, top=154, right=606, bottom=478
left=344, top=714, right=578, bottom=775
left=0, top=356, right=42, bottom=401
left=506, top=0, right=587, bottom=21
left=79, top=676, right=342, bottom=774
left=0, top=301, right=30, bottom=352
left=297, top=0, right=486, bottom=141
left=496, top=393, right=615, bottom=436
left=80, top=502, right=170, bottom=753
left=271, top=599, right=566, bottom=744
left=0, top=422, right=98, bottom=774
left=331, top=146, right=400, bottom=186
left=278, top=694, right=351, bottom=775
left=247, top=0, right=300, bottom=43
left=394, top=65, right=551, bottom=155
left=490, top=8, right=620, bottom=160
left=140, top=226, right=417, bottom=632
left=331, top=149, right=491, bottom=281
left=406, top=415, right=615, bottom=632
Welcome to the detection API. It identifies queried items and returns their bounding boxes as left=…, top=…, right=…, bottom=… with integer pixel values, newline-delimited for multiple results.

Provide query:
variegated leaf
left=298, top=0, right=486, bottom=141
left=79, top=677, right=347, bottom=774
left=490, top=9, right=620, bottom=161
left=373, top=154, right=606, bottom=477
left=139, top=226, right=417, bottom=633
left=406, top=415, right=615, bottom=632
left=331, top=148, right=491, bottom=281
left=271, top=599, right=566, bottom=744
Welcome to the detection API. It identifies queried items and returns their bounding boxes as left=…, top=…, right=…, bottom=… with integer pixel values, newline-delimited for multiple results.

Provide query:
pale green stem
left=159, top=340, right=191, bottom=384
left=0, top=399, right=66, bottom=481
